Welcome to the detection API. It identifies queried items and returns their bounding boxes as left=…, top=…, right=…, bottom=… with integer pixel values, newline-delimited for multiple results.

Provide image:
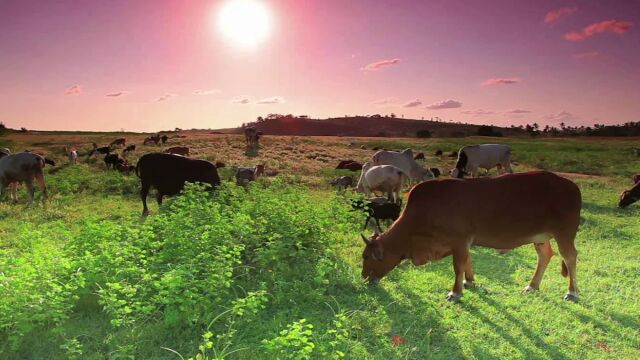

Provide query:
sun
left=217, top=0, right=271, bottom=48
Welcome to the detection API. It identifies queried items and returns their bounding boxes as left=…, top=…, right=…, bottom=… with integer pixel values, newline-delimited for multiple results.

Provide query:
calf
left=414, top=152, right=425, bottom=160
left=336, top=160, right=357, bottom=169
left=451, top=144, right=513, bottom=178
left=356, top=162, right=405, bottom=204
left=136, top=153, right=220, bottom=216
left=360, top=171, right=582, bottom=302
left=235, top=165, right=264, bottom=186
left=341, top=161, right=363, bottom=171
left=330, top=176, right=353, bottom=190
left=123, top=144, right=136, bottom=154
left=163, top=146, right=190, bottom=157
left=104, top=154, right=124, bottom=169
left=0, top=152, right=48, bottom=204
left=351, top=197, right=402, bottom=232
left=69, top=150, right=78, bottom=165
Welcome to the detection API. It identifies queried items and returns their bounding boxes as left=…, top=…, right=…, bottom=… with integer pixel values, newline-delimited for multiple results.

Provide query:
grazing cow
left=123, top=144, right=136, bottom=154
left=0, top=152, right=48, bottom=204
left=434, top=149, right=443, bottom=156
left=69, top=150, right=78, bottom=165
left=430, top=168, right=441, bottom=178
left=356, top=163, right=405, bottom=204
left=619, top=181, right=640, bottom=208
left=143, top=134, right=160, bottom=146
left=161, top=135, right=169, bottom=144
left=44, top=158, right=56, bottom=167
left=336, top=160, right=357, bottom=169
left=372, top=149, right=434, bottom=182
left=104, top=154, right=124, bottom=169
left=330, top=176, right=353, bottom=190
left=89, top=146, right=111, bottom=157
left=235, top=165, right=264, bottom=186
left=136, top=153, right=220, bottom=216
left=451, top=144, right=513, bottom=178
left=414, top=152, right=425, bottom=160
left=352, top=197, right=402, bottom=232
left=116, top=161, right=135, bottom=175
left=632, top=174, right=640, bottom=184
left=341, top=162, right=363, bottom=171
left=360, top=171, right=582, bottom=302
left=110, top=138, right=126, bottom=147
left=164, top=146, right=190, bottom=157
left=215, top=161, right=226, bottom=168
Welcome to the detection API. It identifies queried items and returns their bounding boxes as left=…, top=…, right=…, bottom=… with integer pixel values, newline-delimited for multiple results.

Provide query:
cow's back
left=372, top=151, right=411, bottom=175
left=401, top=171, right=581, bottom=247
left=463, top=144, right=511, bottom=166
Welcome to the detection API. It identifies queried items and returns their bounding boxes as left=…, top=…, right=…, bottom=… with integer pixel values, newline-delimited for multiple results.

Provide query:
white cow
left=372, top=149, right=434, bottom=182
left=68, top=150, right=78, bottom=165
left=356, top=163, right=405, bottom=204
left=450, top=144, right=513, bottom=178
left=0, top=152, right=48, bottom=204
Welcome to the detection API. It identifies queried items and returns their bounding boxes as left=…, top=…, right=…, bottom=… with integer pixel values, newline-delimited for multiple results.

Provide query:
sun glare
left=217, top=0, right=271, bottom=48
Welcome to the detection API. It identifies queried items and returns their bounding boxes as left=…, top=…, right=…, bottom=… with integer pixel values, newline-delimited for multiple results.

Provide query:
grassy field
left=0, top=132, right=639, bottom=359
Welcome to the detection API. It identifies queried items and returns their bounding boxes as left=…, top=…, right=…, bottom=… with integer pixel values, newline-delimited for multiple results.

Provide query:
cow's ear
left=372, top=242, right=384, bottom=261
left=411, top=252, right=429, bottom=266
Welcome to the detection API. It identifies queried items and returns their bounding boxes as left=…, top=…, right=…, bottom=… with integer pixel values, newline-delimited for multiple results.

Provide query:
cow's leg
left=448, top=245, right=469, bottom=301
left=375, top=218, right=383, bottom=233
left=504, top=162, right=514, bottom=174
left=10, top=183, right=17, bottom=202
left=140, top=181, right=151, bottom=216
left=25, top=179, right=35, bottom=205
left=470, top=166, right=479, bottom=178
left=524, top=241, right=553, bottom=292
left=463, top=256, right=475, bottom=289
left=156, top=192, right=163, bottom=206
left=34, top=171, right=48, bottom=202
left=556, top=234, right=579, bottom=301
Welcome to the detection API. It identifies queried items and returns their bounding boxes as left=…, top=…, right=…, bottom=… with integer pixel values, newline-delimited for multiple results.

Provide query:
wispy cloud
left=372, top=97, right=398, bottom=106
left=65, top=85, right=82, bottom=95
left=193, top=89, right=221, bottom=95
left=106, top=91, right=129, bottom=97
left=256, top=96, right=285, bottom=104
left=361, top=58, right=401, bottom=71
left=565, top=20, right=633, bottom=41
left=402, top=99, right=422, bottom=108
left=232, top=96, right=250, bottom=104
left=544, top=110, right=578, bottom=123
left=155, top=94, right=177, bottom=102
left=504, top=109, right=532, bottom=114
left=461, top=109, right=494, bottom=116
left=544, top=7, right=577, bottom=24
left=425, top=100, right=463, bottom=110
left=573, top=51, right=599, bottom=59
left=481, top=78, right=521, bottom=86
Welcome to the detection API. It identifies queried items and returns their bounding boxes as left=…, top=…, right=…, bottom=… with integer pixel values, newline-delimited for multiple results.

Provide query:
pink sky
left=0, top=0, right=639, bottom=131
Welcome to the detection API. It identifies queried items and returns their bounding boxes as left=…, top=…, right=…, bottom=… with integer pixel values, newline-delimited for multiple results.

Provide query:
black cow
left=135, top=153, right=220, bottom=216
left=89, top=146, right=112, bottom=157
left=351, top=197, right=402, bottom=232
left=123, top=144, right=136, bottom=154
left=104, top=154, right=123, bottom=169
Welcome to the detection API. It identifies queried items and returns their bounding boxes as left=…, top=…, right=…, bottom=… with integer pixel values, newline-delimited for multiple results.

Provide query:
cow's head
left=361, top=232, right=403, bottom=283
left=619, top=188, right=640, bottom=208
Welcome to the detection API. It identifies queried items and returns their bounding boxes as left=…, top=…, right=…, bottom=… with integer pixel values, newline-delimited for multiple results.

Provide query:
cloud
left=402, top=99, right=422, bottom=108
left=105, top=91, right=129, bottom=97
left=461, top=109, right=494, bottom=116
left=504, top=109, right=532, bottom=114
left=425, top=100, right=463, bottom=110
left=481, top=78, right=521, bottom=86
left=361, top=58, right=401, bottom=71
left=65, top=85, right=82, bottom=95
left=232, top=96, right=250, bottom=104
left=573, top=51, right=599, bottom=59
left=544, top=7, right=577, bottom=24
left=155, top=94, right=177, bottom=102
left=564, top=20, right=633, bottom=41
left=193, top=89, right=221, bottom=95
left=256, top=96, right=285, bottom=104
left=372, top=97, right=398, bottom=106
left=544, top=110, right=578, bottom=123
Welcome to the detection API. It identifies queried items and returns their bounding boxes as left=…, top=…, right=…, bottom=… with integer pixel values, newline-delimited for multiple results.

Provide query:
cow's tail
left=561, top=261, right=568, bottom=277
left=454, top=148, right=467, bottom=178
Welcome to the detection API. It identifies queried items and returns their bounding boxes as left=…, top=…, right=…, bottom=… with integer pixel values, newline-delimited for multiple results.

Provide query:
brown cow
left=414, top=152, right=425, bottom=160
left=360, top=171, right=582, bottom=302
left=336, top=160, right=357, bottom=169
left=619, top=180, right=640, bottom=208
left=342, top=161, right=363, bottom=171
left=164, top=146, right=190, bottom=157
left=632, top=174, right=640, bottom=184
left=110, top=138, right=126, bottom=147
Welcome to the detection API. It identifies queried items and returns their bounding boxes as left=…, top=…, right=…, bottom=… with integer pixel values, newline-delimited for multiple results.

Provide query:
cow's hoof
left=446, top=292, right=461, bottom=302
left=563, top=292, right=579, bottom=302
left=463, top=281, right=474, bottom=289
left=523, top=285, right=538, bottom=293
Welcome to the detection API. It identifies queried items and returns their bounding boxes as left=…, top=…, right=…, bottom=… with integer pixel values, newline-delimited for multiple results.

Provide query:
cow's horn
left=361, top=234, right=372, bottom=245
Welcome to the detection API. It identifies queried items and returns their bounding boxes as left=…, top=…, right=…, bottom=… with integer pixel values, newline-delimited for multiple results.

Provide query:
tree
left=416, top=129, right=432, bottom=138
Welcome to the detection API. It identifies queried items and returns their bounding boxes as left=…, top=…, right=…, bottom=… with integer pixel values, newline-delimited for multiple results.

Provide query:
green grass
left=0, top=134, right=639, bottom=359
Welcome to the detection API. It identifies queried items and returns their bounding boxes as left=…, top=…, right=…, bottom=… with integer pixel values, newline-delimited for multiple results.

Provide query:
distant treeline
left=510, top=121, right=640, bottom=137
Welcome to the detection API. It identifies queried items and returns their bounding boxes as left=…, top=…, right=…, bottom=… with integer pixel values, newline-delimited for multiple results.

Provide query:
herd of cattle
left=1, top=135, right=639, bottom=302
